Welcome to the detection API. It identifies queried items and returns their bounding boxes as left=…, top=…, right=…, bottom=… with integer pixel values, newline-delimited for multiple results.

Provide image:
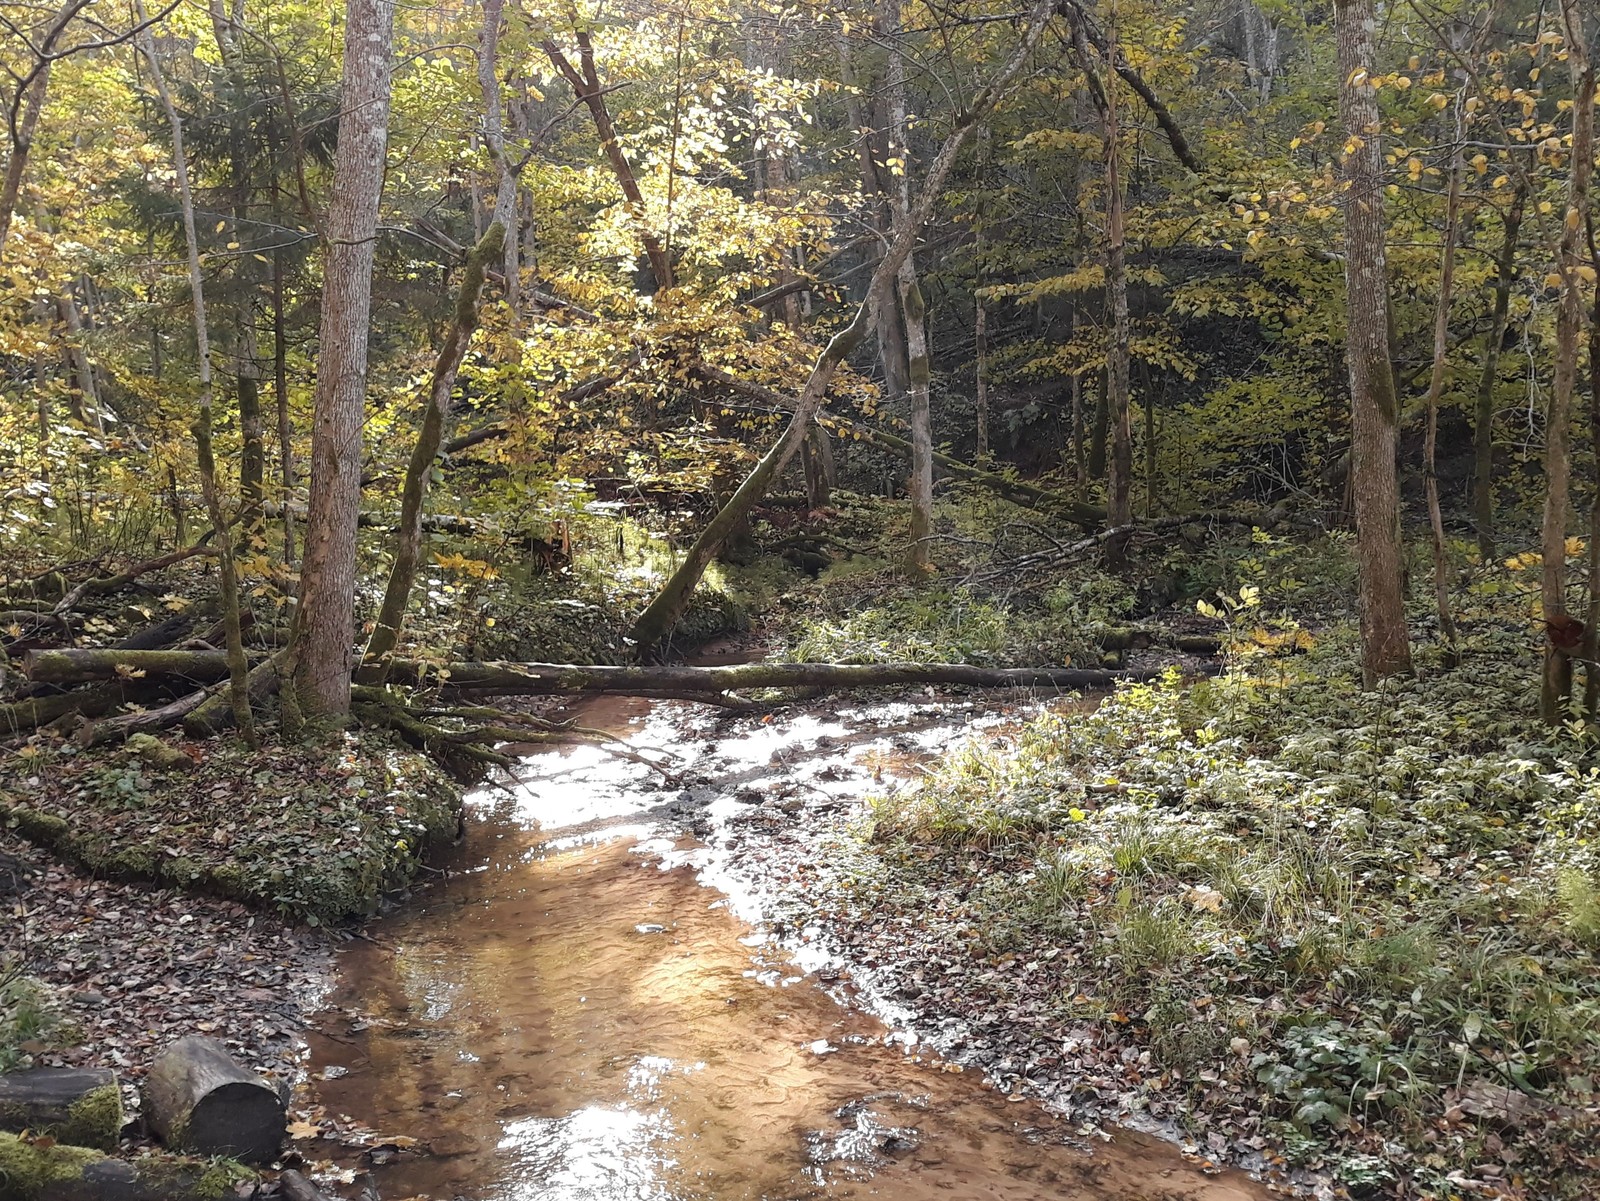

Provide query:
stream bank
left=301, top=689, right=1275, bottom=1200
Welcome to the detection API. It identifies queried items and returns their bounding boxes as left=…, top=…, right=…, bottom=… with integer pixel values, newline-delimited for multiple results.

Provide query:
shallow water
left=308, top=695, right=1269, bottom=1201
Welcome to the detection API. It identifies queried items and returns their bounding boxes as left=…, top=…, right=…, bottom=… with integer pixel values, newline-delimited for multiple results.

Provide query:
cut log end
left=142, top=1037, right=285, bottom=1165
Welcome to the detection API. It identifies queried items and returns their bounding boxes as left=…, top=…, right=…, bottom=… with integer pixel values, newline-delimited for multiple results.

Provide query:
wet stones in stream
left=806, top=1093, right=925, bottom=1178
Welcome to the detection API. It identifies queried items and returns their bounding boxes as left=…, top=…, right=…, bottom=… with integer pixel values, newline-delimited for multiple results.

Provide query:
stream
left=307, top=691, right=1271, bottom=1201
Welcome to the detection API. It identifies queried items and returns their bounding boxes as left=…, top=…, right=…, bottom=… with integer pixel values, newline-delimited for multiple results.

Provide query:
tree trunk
left=1096, top=13, right=1133, bottom=564
left=359, top=223, right=503, bottom=680
left=272, top=248, right=296, bottom=563
left=839, top=30, right=911, bottom=445
left=142, top=1036, right=285, bottom=1164
left=1334, top=0, right=1412, bottom=685
left=478, top=0, right=520, bottom=310
left=1540, top=0, right=1592, bottom=721
left=55, top=292, right=102, bottom=435
left=1423, top=103, right=1463, bottom=663
left=1473, top=183, right=1524, bottom=559
left=295, top=0, right=397, bottom=723
left=0, top=59, right=51, bottom=261
left=624, top=0, right=1056, bottom=654
left=136, top=4, right=257, bottom=747
left=882, top=0, right=934, bottom=573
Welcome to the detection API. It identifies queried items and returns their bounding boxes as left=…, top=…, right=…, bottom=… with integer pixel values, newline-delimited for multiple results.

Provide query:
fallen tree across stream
left=23, top=649, right=1210, bottom=697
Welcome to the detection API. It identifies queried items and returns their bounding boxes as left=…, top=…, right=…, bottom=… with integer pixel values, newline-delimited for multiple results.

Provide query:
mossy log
left=0, top=1132, right=254, bottom=1201
left=0, top=688, right=125, bottom=737
left=141, top=1036, right=284, bottom=1165
left=22, top=650, right=234, bottom=687
left=0, top=1069, right=122, bottom=1150
left=389, top=659, right=1177, bottom=695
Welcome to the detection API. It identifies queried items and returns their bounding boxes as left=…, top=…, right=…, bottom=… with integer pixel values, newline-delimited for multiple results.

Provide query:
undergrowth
left=840, top=553, right=1600, bottom=1198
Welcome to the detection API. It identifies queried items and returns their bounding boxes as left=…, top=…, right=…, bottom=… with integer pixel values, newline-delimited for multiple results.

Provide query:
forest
left=1, top=0, right=1599, bottom=1198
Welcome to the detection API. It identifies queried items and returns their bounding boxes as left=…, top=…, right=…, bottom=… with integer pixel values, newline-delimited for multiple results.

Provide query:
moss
left=0, top=733, right=464, bottom=925
left=59, top=1084, right=122, bottom=1152
left=130, top=1153, right=254, bottom=1200
left=0, top=803, right=69, bottom=843
left=0, top=1131, right=104, bottom=1200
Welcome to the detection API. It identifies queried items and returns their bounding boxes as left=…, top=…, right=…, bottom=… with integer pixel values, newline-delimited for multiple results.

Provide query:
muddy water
left=309, top=696, right=1268, bottom=1201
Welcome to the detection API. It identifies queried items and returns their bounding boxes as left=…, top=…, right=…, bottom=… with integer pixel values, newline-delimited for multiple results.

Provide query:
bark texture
left=295, top=0, right=397, bottom=721
left=1334, top=0, right=1412, bottom=685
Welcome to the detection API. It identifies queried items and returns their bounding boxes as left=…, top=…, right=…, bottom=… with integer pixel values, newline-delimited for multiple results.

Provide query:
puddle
left=308, top=694, right=1270, bottom=1201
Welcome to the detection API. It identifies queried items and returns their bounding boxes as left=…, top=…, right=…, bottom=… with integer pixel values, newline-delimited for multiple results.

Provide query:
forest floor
left=5, top=498, right=1600, bottom=1200
left=0, top=825, right=325, bottom=1124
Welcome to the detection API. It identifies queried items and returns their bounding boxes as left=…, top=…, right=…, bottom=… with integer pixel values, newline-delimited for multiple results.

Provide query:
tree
left=626, top=0, right=1057, bottom=655
left=293, top=0, right=397, bottom=723
left=1333, top=0, right=1411, bottom=685
left=1539, top=0, right=1594, bottom=721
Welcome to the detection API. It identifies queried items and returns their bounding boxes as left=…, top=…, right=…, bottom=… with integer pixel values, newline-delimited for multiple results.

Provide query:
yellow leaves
left=1539, top=200, right=1555, bottom=215
left=1492, top=174, right=1510, bottom=188
left=1545, top=272, right=1565, bottom=289
left=1470, top=153, right=1488, bottom=174
left=432, top=552, right=497, bottom=580
left=1504, top=551, right=1540, bottom=572
left=1427, top=93, right=1450, bottom=111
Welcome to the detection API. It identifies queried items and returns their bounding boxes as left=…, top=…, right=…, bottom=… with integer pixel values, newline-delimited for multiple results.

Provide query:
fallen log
left=23, top=649, right=234, bottom=687
left=390, top=659, right=1179, bottom=696
left=0, top=1068, right=122, bottom=1150
left=23, top=650, right=1195, bottom=699
left=182, top=654, right=282, bottom=738
left=142, top=1035, right=284, bottom=1164
left=77, top=690, right=209, bottom=747
left=0, top=688, right=125, bottom=737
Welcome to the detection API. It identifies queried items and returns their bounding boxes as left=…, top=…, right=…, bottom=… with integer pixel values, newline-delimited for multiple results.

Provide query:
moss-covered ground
left=0, top=730, right=461, bottom=926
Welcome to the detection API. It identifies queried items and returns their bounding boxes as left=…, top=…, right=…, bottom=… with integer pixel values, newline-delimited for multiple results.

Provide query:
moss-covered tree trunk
left=359, top=223, right=504, bottom=682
